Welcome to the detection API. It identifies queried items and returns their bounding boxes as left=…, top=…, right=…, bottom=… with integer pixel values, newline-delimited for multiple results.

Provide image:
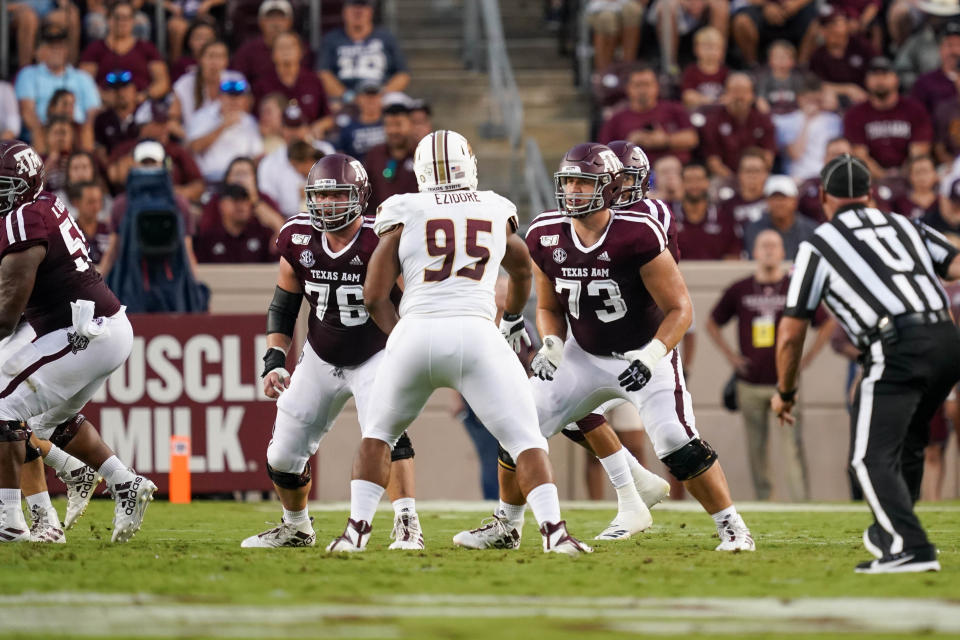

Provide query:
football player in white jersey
left=327, top=130, right=591, bottom=554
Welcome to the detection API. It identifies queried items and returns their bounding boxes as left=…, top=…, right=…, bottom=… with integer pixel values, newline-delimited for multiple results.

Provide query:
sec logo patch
left=553, top=248, right=567, bottom=263
left=299, top=249, right=315, bottom=268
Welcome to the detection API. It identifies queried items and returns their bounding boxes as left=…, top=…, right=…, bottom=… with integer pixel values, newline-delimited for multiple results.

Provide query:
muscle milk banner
left=79, top=314, right=282, bottom=495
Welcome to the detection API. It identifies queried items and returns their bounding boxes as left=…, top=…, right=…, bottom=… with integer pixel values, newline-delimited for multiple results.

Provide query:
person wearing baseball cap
left=742, top=175, right=816, bottom=260
left=774, top=151, right=960, bottom=574
left=232, top=0, right=314, bottom=87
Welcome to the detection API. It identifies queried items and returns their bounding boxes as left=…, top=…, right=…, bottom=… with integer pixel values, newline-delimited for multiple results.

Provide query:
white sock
left=497, top=500, right=525, bottom=525
left=525, top=483, right=562, bottom=527
left=711, top=505, right=738, bottom=527
left=600, top=448, right=645, bottom=512
left=26, top=491, right=53, bottom=512
left=0, top=488, right=21, bottom=507
left=282, top=506, right=309, bottom=525
left=98, top=456, right=132, bottom=487
left=43, top=444, right=71, bottom=473
left=349, top=479, right=384, bottom=525
left=392, top=497, right=416, bottom=516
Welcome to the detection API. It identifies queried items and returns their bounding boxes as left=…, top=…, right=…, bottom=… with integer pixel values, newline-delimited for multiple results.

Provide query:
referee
left=772, top=154, right=960, bottom=574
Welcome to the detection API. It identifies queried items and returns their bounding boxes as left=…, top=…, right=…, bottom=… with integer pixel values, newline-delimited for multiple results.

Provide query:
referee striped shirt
left=783, top=204, right=959, bottom=343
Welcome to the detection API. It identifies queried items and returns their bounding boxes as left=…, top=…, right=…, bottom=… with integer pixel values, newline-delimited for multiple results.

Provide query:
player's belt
left=859, top=309, right=952, bottom=348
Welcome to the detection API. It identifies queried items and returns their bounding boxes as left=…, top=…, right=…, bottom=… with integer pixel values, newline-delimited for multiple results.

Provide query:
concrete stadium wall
left=197, top=263, right=960, bottom=502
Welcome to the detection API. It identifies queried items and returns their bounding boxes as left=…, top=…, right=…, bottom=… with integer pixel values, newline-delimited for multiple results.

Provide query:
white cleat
left=632, top=465, right=671, bottom=509
left=388, top=510, right=425, bottom=550
left=0, top=507, right=29, bottom=543
left=28, top=505, right=66, bottom=543
left=57, top=460, right=102, bottom=530
left=109, top=474, right=157, bottom=543
left=715, top=514, right=755, bottom=551
left=453, top=514, right=522, bottom=550
left=326, top=518, right=372, bottom=552
left=241, top=518, right=316, bottom=548
left=594, top=507, right=653, bottom=540
left=541, top=520, right=593, bottom=555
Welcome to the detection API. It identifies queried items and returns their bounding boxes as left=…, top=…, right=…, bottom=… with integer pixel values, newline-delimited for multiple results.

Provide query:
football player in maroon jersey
left=241, top=153, right=423, bottom=549
left=459, top=142, right=754, bottom=551
left=0, top=140, right=157, bottom=544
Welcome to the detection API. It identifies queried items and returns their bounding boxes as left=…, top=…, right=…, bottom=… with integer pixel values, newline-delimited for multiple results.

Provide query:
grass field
left=1, top=499, right=959, bottom=639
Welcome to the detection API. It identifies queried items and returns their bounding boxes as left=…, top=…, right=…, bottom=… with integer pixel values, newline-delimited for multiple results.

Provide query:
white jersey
left=374, top=190, right=519, bottom=320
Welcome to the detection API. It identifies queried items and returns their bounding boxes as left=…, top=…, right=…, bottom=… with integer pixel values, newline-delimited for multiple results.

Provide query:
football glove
left=531, top=335, right=564, bottom=380
left=499, top=312, right=532, bottom=353
left=615, top=339, right=668, bottom=392
left=261, top=347, right=291, bottom=395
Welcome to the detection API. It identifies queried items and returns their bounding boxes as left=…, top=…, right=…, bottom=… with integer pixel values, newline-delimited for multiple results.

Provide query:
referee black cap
left=821, top=153, right=871, bottom=198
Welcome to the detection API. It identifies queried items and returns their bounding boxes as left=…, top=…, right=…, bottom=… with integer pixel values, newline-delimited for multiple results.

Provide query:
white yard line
left=1, top=594, right=958, bottom=636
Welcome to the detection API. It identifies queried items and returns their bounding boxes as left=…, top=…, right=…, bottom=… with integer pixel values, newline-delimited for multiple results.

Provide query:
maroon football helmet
left=607, top=140, right=650, bottom=208
left=554, top=142, right=623, bottom=217
left=304, top=153, right=371, bottom=232
left=0, top=140, right=45, bottom=217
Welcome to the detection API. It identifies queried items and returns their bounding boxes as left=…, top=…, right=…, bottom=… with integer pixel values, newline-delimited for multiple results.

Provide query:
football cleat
left=28, top=505, right=65, bottom=543
left=326, top=518, right=372, bottom=553
left=632, top=465, right=671, bottom=509
left=715, top=514, right=755, bottom=551
left=855, top=547, right=940, bottom=574
left=540, top=520, right=593, bottom=555
left=109, top=474, right=157, bottom=543
left=388, top=510, right=425, bottom=550
left=0, top=507, right=29, bottom=543
left=241, top=517, right=316, bottom=548
left=594, top=507, right=653, bottom=541
left=57, top=459, right=102, bottom=530
left=453, top=514, right=521, bottom=550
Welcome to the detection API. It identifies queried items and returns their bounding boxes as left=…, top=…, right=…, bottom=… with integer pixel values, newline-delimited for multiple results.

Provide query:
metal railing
left=524, top=137, right=556, bottom=216
left=475, top=0, right=523, bottom=150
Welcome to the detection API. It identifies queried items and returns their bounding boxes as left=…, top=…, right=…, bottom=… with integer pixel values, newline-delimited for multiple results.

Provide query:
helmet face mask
left=554, top=143, right=623, bottom=217
left=414, top=130, right=478, bottom=192
left=555, top=171, right=613, bottom=217
left=0, top=140, right=45, bottom=217
left=304, top=154, right=370, bottom=232
left=0, top=175, right=29, bottom=217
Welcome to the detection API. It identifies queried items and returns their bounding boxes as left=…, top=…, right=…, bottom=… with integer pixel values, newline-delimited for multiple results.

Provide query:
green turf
left=1, top=500, right=958, bottom=639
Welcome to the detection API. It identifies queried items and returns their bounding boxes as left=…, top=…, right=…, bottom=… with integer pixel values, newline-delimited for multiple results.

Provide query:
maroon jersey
left=0, top=192, right=120, bottom=336
left=710, top=275, right=827, bottom=385
left=597, top=101, right=695, bottom=164
left=681, top=64, right=728, bottom=103
left=910, top=68, right=956, bottom=115
left=843, top=96, right=933, bottom=169
left=275, top=214, right=399, bottom=367
left=675, top=202, right=742, bottom=260
left=808, top=37, right=875, bottom=87
left=621, top=198, right=681, bottom=261
left=717, top=189, right=766, bottom=236
left=525, top=210, right=667, bottom=355
left=253, top=69, right=329, bottom=123
left=701, top=107, right=776, bottom=173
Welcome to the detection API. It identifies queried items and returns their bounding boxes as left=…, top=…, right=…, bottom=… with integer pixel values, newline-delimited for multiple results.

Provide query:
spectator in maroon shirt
left=755, top=40, right=805, bottom=115
left=717, top=148, right=771, bottom=233
left=887, top=155, right=940, bottom=220
left=365, top=104, right=418, bottom=211
left=170, top=17, right=217, bottom=83
left=200, top=156, right=285, bottom=235
left=797, top=136, right=851, bottom=222
left=79, top=1, right=170, bottom=101
left=195, top=183, right=276, bottom=264
left=93, top=70, right=141, bottom=162
left=254, top=32, right=332, bottom=136
left=68, top=181, right=111, bottom=265
left=231, top=0, right=313, bottom=89
left=707, top=229, right=831, bottom=500
left=731, top=0, right=820, bottom=67
left=681, top=26, right=729, bottom=111
left=675, top=163, right=742, bottom=259
left=808, top=6, right=874, bottom=108
left=910, top=21, right=960, bottom=115
left=597, top=66, right=698, bottom=165
left=702, top=73, right=776, bottom=178
left=843, top=56, right=933, bottom=179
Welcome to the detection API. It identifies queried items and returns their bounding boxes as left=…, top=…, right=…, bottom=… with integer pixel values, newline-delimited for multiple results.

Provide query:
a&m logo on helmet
left=14, top=147, right=43, bottom=178
left=350, top=160, right=367, bottom=183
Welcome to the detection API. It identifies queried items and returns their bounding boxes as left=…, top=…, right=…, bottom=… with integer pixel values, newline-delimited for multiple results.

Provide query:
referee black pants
left=850, top=322, right=960, bottom=556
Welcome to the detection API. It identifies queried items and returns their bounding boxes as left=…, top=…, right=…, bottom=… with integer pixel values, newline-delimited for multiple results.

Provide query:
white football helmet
left=414, top=130, right=478, bottom=192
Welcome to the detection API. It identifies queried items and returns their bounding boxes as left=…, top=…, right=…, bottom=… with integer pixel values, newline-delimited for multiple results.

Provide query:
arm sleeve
left=783, top=242, right=829, bottom=319
left=916, top=220, right=959, bottom=278
left=373, top=195, right=406, bottom=236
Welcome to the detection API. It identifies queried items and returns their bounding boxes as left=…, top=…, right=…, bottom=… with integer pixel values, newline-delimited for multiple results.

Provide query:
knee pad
left=497, top=444, right=516, bottom=471
left=391, top=431, right=415, bottom=462
left=560, top=427, right=586, bottom=444
left=0, top=420, right=30, bottom=442
left=661, top=438, right=718, bottom=481
left=24, top=443, right=41, bottom=463
left=266, top=461, right=311, bottom=489
left=575, top=413, right=606, bottom=434
left=49, top=414, right=85, bottom=448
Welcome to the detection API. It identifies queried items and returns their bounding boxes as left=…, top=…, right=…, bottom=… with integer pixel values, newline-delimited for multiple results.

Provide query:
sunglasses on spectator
left=105, top=70, right=133, bottom=87
left=220, top=79, right=249, bottom=95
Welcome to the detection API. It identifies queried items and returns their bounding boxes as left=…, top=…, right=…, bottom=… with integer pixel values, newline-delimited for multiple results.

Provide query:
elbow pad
left=266, top=286, right=303, bottom=337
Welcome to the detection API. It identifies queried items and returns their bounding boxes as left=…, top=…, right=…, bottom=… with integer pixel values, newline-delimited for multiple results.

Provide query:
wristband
left=502, top=312, right=522, bottom=322
left=261, top=347, right=287, bottom=378
left=778, top=388, right=797, bottom=403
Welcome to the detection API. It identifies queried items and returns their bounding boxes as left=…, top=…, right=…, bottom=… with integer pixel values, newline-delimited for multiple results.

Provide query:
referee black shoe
left=855, top=547, right=940, bottom=574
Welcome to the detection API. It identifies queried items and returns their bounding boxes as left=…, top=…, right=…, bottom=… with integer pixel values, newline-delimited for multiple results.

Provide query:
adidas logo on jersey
left=349, top=256, right=363, bottom=266
left=598, top=251, right=611, bottom=262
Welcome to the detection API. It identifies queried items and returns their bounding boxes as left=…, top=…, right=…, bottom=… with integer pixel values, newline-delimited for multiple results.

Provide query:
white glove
left=615, top=339, right=668, bottom=392
left=531, top=335, right=564, bottom=380
left=70, top=299, right=108, bottom=340
left=499, top=312, right=532, bottom=353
